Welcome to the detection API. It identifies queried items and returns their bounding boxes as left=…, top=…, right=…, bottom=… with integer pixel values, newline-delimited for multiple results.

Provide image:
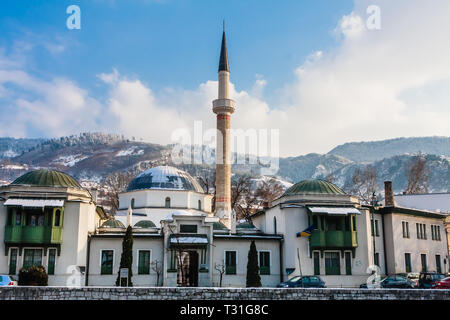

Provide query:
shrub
left=18, top=265, right=48, bottom=286
left=246, top=240, right=261, bottom=287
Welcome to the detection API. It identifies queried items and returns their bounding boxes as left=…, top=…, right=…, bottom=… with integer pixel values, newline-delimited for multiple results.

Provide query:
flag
left=296, top=224, right=316, bottom=237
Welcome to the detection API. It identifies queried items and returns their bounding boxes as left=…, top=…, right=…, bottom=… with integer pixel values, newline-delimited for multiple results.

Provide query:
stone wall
left=0, top=286, right=449, bottom=300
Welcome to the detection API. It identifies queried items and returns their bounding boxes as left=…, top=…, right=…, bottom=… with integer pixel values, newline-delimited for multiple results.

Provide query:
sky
left=0, top=0, right=449, bottom=157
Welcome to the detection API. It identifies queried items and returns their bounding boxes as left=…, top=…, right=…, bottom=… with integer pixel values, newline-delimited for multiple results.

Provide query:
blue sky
left=0, top=0, right=449, bottom=156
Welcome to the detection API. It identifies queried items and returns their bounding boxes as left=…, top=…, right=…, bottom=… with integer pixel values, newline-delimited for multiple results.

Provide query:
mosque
left=0, top=30, right=447, bottom=287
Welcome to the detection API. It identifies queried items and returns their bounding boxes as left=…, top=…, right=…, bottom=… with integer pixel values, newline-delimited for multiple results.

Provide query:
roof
left=134, top=220, right=156, bottom=228
left=236, top=221, right=257, bottom=229
left=11, top=169, right=82, bottom=189
left=101, top=219, right=125, bottom=228
left=283, top=179, right=346, bottom=196
left=213, top=221, right=228, bottom=230
left=4, top=199, right=64, bottom=207
left=389, top=193, right=450, bottom=214
left=218, top=31, right=229, bottom=72
left=126, top=166, right=204, bottom=193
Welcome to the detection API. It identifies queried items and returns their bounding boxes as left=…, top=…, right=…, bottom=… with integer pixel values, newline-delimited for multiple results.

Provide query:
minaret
left=213, top=25, right=235, bottom=233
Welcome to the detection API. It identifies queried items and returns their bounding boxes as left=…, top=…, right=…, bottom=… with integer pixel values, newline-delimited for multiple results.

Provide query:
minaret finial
left=218, top=23, right=229, bottom=72
left=223, top=20, right=225, bottom=32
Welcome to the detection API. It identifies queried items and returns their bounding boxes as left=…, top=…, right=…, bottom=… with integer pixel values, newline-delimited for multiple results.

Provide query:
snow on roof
left=169, top=236, right=208, bottom=244
left=4, top=199, right=64, bottom=207
left=392, top=193, right=450, bottom=214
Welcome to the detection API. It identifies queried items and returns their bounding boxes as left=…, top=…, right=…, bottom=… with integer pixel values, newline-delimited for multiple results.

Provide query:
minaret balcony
left=213, top=99, right=235, bottom=114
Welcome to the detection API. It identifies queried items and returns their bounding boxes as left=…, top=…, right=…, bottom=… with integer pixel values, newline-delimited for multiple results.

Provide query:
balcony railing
left=310, top=230, right=357, bottom=249
left=4, top=225, right=63, bottom=244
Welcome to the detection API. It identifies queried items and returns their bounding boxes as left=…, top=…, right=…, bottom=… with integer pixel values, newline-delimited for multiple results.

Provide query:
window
left=15, top=211, right=22, bottom=226
left=375, top=220, right=379, bottom=237
left=431, top=225, right=442, bottom=241
left=131, top=198, right=135, bottom=209
left=352, top=216, right=357, bottom=231
left=416, top=223, right=427, bottom=239
left=436, top=255, right=442, bottom=274
left=198, top=200, right=202, bottom=210
left=402, top=221, right=410, bottom=238
left=225, top=251, right=237, bottom=275
left=313, top=252, right=320, bottom=275
left=423, top=224, right=427, bottom=239
left=437, top=226, right=441, bottom=241
left=345, top=252, right=352, bottom=275
left=7, top=209, right=13, bottom=226
left=325, top=252, right=340, bottom=275
left=327, top=217, right=342, bottom=231
left=54, top=209, right=61, bottom=227
left=312, top=215, right=318, bottom=230
left=405, top=253, right=412, bottom=273
left=320, top=216, right=325, bottom=231
left=421, top=254, right=427, bottom=272
left=180, top=224, right=197, bottom=233
left=48, top=249, right=56, bottom=275
left=101, top=250, right=114, bottom=275
left=259, top=251, right=271, bottom=275
left=165, top=197, right=171, bottom=208
left=23, top=249, right=43, bottom=268
left=138, top=250, right=150, bottom=275
left=274, top=217, right=278, bottom=234
left=9, top=248, right=18, bottom=275
left=344, top=216, right=350, bottom=231
left=374, top=253, right=380, bottom=268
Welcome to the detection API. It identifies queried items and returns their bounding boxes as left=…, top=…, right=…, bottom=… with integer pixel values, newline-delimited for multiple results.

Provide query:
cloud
left=1, top=0, right=450, bottom=159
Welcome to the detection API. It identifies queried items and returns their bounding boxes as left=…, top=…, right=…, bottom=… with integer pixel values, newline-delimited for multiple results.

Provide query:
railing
left=4, top=225, right=63, bottom=244
left=310, top=230, right=358, bottom=248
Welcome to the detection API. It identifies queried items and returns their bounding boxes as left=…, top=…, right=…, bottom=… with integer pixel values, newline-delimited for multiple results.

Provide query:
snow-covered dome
left=126, top=166, right=204, bottom=193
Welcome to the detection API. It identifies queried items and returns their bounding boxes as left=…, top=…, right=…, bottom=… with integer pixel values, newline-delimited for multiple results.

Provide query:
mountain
left=0, top=137, right=46, bottom=159
left=0, top=133, right=448, bottom=195
left=328, top=136, right=450, bottom=162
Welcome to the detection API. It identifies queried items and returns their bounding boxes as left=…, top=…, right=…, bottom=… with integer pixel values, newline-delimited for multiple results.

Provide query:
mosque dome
left=134, top=220, right=156, bottom=228
left=11, top=169, right=82, bottom=189
left=126, top=166, right=204, bottom=193
left=236, top=221, right=257, bottom=229
left=283, top=179, right=346, bottom=196
left=101, top=219, right=125, bottom=228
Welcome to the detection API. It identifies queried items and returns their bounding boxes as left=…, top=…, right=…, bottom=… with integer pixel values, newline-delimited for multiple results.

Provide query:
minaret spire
left=213, top=24, right=235, bottom=234
left=218, top=23, right=229, bottom=72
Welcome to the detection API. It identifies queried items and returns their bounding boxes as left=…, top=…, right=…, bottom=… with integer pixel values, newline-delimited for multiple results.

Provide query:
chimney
left=384, top=181, right=395, bottom=207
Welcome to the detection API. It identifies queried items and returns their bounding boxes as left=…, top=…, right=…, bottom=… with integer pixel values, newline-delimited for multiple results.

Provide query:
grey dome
left=127, top=166, right=204, bottom=193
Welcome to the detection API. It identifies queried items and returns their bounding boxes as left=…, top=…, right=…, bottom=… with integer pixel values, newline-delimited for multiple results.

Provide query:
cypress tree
left=246, top=240, right=261, bottom=287
left=116, top=225, right=133, bottom=286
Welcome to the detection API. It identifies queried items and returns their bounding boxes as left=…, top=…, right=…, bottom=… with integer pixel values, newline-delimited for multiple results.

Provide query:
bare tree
left=214, top=261, right=226, bottom=287
left=197, top=170, right=216, bottom=212
left=404, top=155, right=429, bottom=194
left=151, top=259, right=163, bottom=287
left=350, top=165, right=378, bottom=205
left=102, top=171, right=135, bottom=215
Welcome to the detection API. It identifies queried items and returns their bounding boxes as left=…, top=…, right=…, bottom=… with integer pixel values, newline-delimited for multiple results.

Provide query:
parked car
left=431, top=276, right=450, bottom=289
left=277, top=275, right=326, bottom=288
left=0, top=275, right=17, bottom=286
left=418, top=272, right=446, bottom=289
left=396, top=273, right=420, bottom=287
left=360, top=275, right=415, bottom=289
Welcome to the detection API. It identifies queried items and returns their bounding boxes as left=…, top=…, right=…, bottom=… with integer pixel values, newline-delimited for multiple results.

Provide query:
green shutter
left=138, top=250, right=150, bottom=275
left=259, top=252, right=270, bottom=275
left=9, top=249, right=18, bottom=275
left=225, top=251, right=236, bottom=275
left=101, top=250, right=113, bottom=275
left=48, top=249, right=56, bottom=275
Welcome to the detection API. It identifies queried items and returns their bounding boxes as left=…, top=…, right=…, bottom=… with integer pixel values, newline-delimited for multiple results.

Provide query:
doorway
left=176, top=250, right=199, bottom=287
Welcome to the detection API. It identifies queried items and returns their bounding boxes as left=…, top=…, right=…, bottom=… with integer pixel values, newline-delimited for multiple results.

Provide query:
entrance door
left=188, top=251, right=199, bottom=287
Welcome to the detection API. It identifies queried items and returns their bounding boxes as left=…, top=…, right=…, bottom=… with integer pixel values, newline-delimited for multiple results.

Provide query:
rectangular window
left=180, top=224, right=197, bottom=233
left=437, top=226, right=441, bottom=241
left=9, top=248, right=18, bottom=275
left=320, top=216, right=325, bottom=231
left=405, top=253, right=412, bottom=273
left=431, top=225, right=435, bottom=240
left=7, top=209, right=13, bottom=226
left=375, top=220, right=379, bottom=237
left=15, top=211, right=22, bottom=226
left=422, top=224, right=427, bottom=239
left=421, top=254, right=427, bottom=272
left=225, top=251, right=237, bottom=275
left=374, top=253, right=380, bottom=268
left=259, top=251, right=271, bottom=275
left=345, top=217, right=350, bottom=231
left=436, top=255, right=442, bottom=274
left=416, top=223, right=420, bottom=239
left=352, top=216, right=357, bottom=231
left=101, top=250, right=114, bottom=275
left=345, top=252, right=352, bottom=275
left=313, top=252, right=320, bottom=275
left=402, top=221, right=410, bottom=238
left=138, top=250, right=150, bottom=275
left=371, top=219, right=375, bottom=236
left=23, top=249, right=43, bottom=269
left=327, top=217, right=342, bottom=231
left=325, top=252, right=340, bottom=275
left=47, top=249, right=56, bottom=275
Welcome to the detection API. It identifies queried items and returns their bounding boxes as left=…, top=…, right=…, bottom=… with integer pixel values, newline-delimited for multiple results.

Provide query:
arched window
left=198, top=200, right=202, bottom=211
left=273, top=216, right=277, bottom=234
left=54, top=209, right=61, bottom=227
left=165, top=197, right=171, bottom=208
left=131, top=198, right=135, bottom=209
